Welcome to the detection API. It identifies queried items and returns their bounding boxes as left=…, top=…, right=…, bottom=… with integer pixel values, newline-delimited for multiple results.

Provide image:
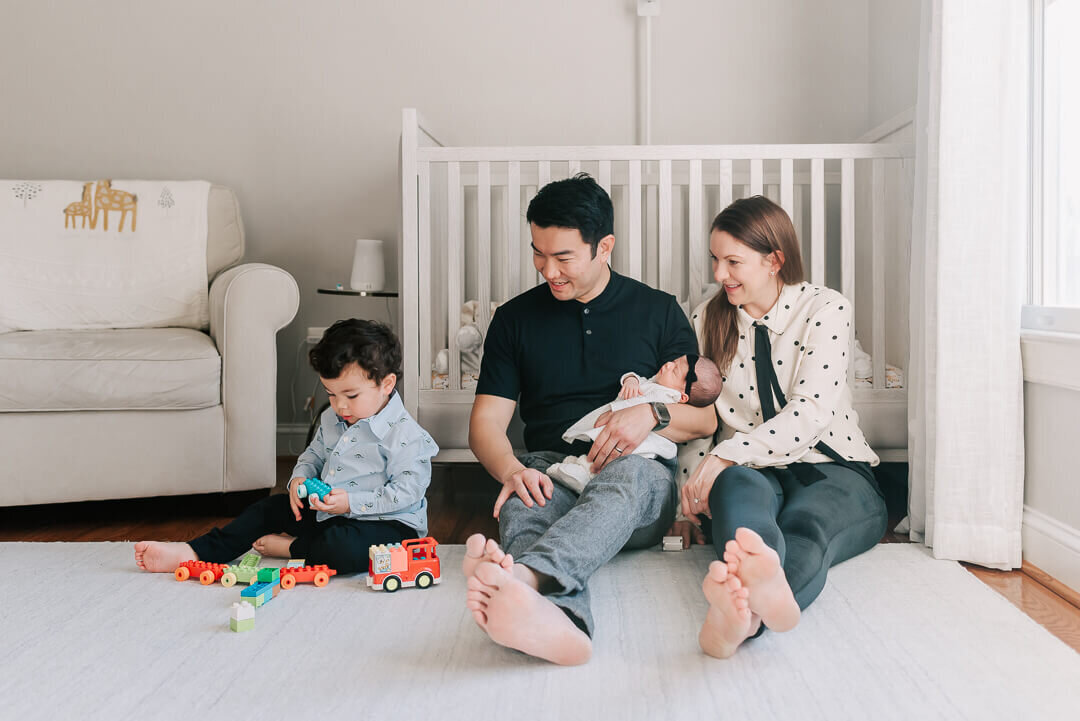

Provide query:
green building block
left=256, top=567, right=280, bottom=584
left=230, top=617, right=255, bottom=632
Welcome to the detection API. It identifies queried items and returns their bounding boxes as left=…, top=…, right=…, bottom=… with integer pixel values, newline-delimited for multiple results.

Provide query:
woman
left=674, top=196, right=887, bottom=659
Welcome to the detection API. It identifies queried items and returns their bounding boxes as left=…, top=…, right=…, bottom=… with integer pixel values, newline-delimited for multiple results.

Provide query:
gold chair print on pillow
left=91, top=179, right=137, bottom=232
left=63, top=182, right=94, bottom=229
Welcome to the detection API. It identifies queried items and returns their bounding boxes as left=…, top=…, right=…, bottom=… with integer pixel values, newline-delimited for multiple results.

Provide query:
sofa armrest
left=210, top=263, right=299, bottom=492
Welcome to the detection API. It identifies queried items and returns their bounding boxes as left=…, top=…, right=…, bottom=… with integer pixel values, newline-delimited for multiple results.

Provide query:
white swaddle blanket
left=547, top=374, right=683, bottom=494
left=0, top=180, right=211, bottom=332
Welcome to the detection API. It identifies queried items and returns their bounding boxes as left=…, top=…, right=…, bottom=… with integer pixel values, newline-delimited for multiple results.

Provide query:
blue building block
left=241, top=578, right=279, bottom=608
left=296, top=477, right=332, bottom=504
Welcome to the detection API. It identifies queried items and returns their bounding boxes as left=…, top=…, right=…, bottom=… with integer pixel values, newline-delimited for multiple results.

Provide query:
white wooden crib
left=399, top=108, right=914, bottom=463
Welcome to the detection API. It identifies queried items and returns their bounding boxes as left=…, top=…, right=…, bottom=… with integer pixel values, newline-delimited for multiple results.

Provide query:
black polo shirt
left=476, top=270, right=698, bottom=455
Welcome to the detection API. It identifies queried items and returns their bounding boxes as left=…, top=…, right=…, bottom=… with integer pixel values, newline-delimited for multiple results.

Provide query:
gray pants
left=498, top=450, right=678, bottom=636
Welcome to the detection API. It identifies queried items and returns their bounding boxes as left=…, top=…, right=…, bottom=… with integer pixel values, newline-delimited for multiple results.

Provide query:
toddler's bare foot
left=466, top=561, right=591, bottom=666
left=726, top=527, right=801, bottom=633
left=699, top=560, right=757, bottom=658
left=462, top=533, right=513, bottom=579
left=134, top=541, right=197, bottom=573
left=253, top=533, right=294, bottom=558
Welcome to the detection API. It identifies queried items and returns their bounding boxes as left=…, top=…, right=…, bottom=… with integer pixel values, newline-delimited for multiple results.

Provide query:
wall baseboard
left=1022, top=505, right=1080, bottom=596
left=277, top=423, right=309, bottom=457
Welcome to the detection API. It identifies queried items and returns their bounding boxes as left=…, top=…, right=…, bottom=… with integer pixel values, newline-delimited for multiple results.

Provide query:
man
left=464, top=174, right=707, bottom=665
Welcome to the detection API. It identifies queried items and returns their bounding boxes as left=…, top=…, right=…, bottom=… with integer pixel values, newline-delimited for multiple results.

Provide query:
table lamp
left=350, top=238, right=386, bottom=292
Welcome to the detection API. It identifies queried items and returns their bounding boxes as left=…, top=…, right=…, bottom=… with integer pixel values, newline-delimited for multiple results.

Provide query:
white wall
left=867, top=0, right=921, bottom=130
left=1, top=0, right=884, bottom=439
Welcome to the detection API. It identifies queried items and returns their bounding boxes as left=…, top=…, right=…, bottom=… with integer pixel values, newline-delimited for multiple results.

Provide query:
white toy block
left=230, top=601, right=255, bottom=621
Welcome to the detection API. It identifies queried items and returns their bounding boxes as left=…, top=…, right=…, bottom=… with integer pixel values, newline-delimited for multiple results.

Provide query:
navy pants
left=188, top=493, right=414, bottom=574
left=708, top=463, right=887, bottom=613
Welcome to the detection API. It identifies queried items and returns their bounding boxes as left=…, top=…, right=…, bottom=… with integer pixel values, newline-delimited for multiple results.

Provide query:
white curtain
left=905, top=0, right=1027, bottom=569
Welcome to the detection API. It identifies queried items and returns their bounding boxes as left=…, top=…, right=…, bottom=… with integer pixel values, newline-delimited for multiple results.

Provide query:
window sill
left=1021, top=329, right=1080, bottom=392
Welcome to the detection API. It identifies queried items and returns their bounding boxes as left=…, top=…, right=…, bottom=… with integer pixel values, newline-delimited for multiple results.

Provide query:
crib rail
left=400, top=109, right=914, bottom=419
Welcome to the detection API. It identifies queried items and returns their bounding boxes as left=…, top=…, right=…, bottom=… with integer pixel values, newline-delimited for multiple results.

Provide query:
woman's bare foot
left=725, top=527, right=801, bottom=632
left=699, top=560, right=757, bottom=659
left=462, top=533, right=513, bottom=579
left=466, top=561, right=592, bottom=666
left=134, top=541, right=197, bottom=573
left=253, top=533, right=294, bottom=558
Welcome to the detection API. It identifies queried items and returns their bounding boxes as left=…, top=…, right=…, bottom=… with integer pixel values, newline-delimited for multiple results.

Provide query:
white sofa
left=0, top=185, right=299, bottom=506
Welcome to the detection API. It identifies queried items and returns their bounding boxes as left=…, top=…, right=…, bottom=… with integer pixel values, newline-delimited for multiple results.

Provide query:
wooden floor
left=2, top=458, right=1077, bottom=654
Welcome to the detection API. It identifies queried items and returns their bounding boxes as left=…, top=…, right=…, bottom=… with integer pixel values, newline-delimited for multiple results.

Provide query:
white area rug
left=0, top=543, right=1077, bottom=721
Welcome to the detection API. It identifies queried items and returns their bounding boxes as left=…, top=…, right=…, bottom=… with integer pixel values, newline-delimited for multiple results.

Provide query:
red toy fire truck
left=367, top=537, right=441, bottom=593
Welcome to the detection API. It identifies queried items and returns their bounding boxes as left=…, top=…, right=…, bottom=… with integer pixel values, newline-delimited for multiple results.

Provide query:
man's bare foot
left=465, top=561, right=592, bottom=666
left=253, top=533, right=294, bottom=558
left=725, top=527, right=801, bottom=632
left=462, top=533, right=513, bottom=579
left=134, top=541, right=197, bottom=573
left=699, top=560, right=758, bottom=659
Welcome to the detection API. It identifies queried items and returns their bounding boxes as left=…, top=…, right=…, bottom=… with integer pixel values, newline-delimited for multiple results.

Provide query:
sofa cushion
left=0, top=328, right=221, bottom=412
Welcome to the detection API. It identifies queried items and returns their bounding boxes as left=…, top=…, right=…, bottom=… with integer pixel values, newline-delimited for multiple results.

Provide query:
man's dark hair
left=526, top=173, right=614, bottom=258
left=687, top=356, right=723, bottom=408
left=309, top=318, right=402, bottom=385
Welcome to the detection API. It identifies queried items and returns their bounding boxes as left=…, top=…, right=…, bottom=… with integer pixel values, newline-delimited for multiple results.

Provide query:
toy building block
left=285, top=559, right=306, bottom=568
left=221, top=553, right=262, bottom=587
left=256, top=567, right=281, bottom=584
left=662, top=535, right=684, bottom=552
left=240, top=578, right=280, bottom=608
left=295, top=477, right=332, bottom=504
left=175, top=560, right=228, bottom=585
left=279, top=564, right=337, bottom=589
left=229, top=601, right=255, bottom=632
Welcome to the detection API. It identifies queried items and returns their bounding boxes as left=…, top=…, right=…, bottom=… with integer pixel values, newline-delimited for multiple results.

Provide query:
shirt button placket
left=583, top=307, right=592, bottom=336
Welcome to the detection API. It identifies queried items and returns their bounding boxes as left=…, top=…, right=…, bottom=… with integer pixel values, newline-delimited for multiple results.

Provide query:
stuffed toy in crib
left=433, top=300, right=499, bottom=389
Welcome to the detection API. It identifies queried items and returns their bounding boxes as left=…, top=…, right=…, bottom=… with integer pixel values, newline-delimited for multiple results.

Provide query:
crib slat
left=568, top=160, right=581, bottom=176
left=507, top=161, right=521, bottom=299
left=688, top=159, right=705, bottom=309
left=872, top=159, right=886, bottom=389
left=447, top=161, right=463, bottom=390
left=598, top=160, right=612, bottom=194
left=418, top=162, right=432, bottom=390
left=841, top=158, right=855, bottom=386
left=628, top=159, right=642, bottom=281
left=659, top=160, right=673, bottom=294
left=538, top=160, right=551, bottom=189
left=780, top=159, right=794, bottom=218
left=750, top=158, right=764, bottom=196
left=719, top=159, right=733, bottom=217
left=477, top=162, right=492, bottom=334
left=810, top=158, right=825, bottom=286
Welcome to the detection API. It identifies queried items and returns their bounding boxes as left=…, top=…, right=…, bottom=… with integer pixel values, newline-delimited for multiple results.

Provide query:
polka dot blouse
left=687, top=282, right=879, bottom=469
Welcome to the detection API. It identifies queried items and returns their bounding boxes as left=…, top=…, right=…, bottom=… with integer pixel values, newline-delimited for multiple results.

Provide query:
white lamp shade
left=350, top=239, right=385, bottom=292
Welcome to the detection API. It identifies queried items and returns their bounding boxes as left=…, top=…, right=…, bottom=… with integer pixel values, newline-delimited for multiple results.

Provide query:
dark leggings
left=188, top=493, right=415, bottom=574
left=709, top=463, right=887, bottom=613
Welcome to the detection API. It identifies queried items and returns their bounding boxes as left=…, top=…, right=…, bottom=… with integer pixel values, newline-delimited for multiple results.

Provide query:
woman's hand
left=681, top=454, right=734, bottom=524
left=667, top=520, right=706, bottom=549
left=309, top=488, right=350, bottom=515
left=588, top=404, right=656, bottom=472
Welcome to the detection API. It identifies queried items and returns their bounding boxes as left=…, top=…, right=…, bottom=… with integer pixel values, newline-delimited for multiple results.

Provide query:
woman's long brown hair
left=702, top=196, right=805, bottom=374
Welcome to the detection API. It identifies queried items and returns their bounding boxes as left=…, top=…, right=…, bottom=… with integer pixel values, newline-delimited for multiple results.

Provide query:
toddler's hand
left=288, top=477, right=305, bottom=521
left=309, top=488, right=350, bottom=515
left=618, top=377, right=642, bottom=400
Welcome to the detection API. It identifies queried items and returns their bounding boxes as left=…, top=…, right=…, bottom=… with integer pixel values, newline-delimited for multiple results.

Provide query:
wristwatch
left=649, top=402, right=670, bottom=431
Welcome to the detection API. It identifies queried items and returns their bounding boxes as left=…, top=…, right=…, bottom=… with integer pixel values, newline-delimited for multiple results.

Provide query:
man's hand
left=309, top=488, right=350, bottom=515
left=667, top=520, right=706, bottom=549
left=681, top=454, right=733, bottom=524
left=287, top=477, right=305, bottom=521
left=492, top=467, right=554, bottom=519
left=588, top=404, right=656, bottom=473
left=618, top=376, right=642, bottom=400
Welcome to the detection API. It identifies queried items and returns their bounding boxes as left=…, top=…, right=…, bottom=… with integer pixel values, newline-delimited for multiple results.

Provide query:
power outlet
left=306, top=326, right=328, bottom=344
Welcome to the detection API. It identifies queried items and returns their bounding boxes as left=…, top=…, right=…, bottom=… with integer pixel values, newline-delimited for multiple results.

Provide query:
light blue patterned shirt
left=291, top=391, right=438, bottom=535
